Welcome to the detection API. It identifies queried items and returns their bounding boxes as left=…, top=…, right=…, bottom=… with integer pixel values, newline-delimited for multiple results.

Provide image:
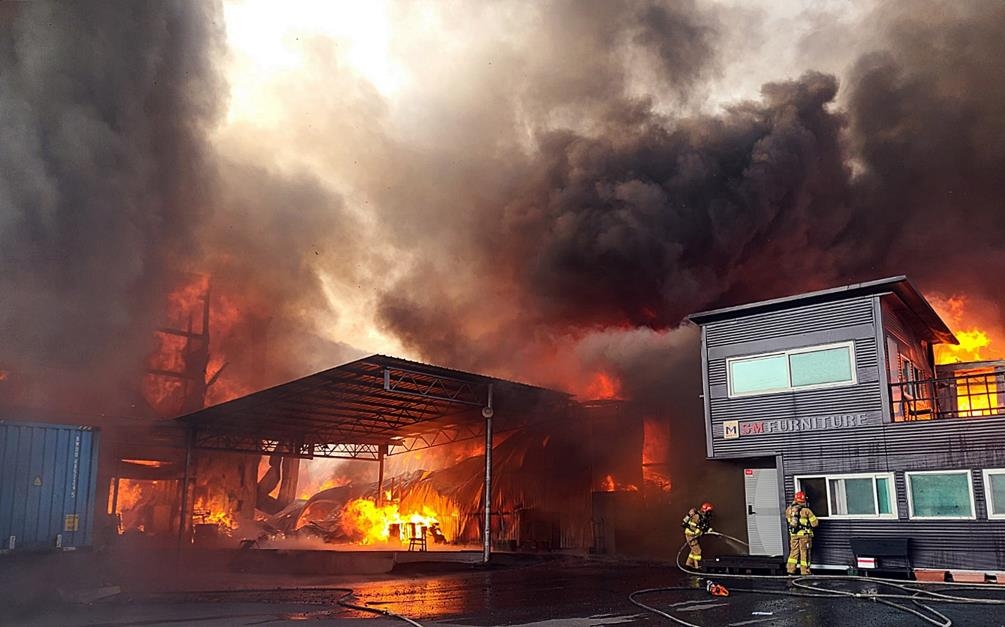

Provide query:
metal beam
left=384, top=367, right=485, bottom=406
left=192, top=431, right=384, bottom=460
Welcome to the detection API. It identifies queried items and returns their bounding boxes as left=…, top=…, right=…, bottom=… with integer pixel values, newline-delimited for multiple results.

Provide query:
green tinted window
left=876, top=477, right=892, bottom=514
left=989, top=474, right=1005, bottom=516
left=729, top=354, right=789, bottom=395
left=829, top=477, right=877, bottom=515
left=789, top=346, right=854, bottom=387
left=909, top=473, right=973, bottom=517
left=844, top=478, right=876, bottom=515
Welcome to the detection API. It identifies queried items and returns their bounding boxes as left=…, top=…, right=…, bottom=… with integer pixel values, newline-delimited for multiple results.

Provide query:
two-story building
left=688, top=276, right=1005, bottom=574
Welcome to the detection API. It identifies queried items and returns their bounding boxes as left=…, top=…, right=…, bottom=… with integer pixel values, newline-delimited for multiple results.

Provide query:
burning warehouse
left=166, top=355, right=671, bottom=559
left=1, top=352, right=674, bottom=561
left=688, top=276, right=1005, bottom=576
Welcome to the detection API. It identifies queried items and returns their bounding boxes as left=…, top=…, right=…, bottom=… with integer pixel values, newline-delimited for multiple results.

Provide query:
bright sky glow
left=223, top=0, right=404, bottom=125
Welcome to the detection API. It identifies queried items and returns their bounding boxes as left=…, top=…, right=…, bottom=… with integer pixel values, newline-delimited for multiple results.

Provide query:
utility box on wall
left=0, top=421, right=100, bottom=552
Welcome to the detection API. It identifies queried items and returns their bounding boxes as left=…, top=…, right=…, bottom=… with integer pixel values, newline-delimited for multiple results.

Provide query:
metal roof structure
left=177, top=354, right=572, bottom=460
left=687, top=275, right=959, bottom=345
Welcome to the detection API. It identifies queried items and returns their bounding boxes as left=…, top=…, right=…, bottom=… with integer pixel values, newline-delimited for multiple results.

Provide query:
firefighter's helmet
left=700, top=502, right=714, bottom=513
left=793, top=491, right=807, bottom=504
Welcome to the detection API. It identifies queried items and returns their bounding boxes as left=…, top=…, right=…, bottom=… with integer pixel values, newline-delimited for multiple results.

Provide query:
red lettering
left=741, top=421, right=765, bottom=435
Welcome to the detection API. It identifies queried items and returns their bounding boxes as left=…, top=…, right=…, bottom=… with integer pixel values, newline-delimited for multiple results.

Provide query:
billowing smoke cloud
left=0, top=2, right=363, bottom=410
left=369, top=2, right=853, bottom=390
left=372, top=0, right=1005, bottom=392
left=3, top=0, right=1005, bottom=412
left=842, top=1, right=1005, bottom=300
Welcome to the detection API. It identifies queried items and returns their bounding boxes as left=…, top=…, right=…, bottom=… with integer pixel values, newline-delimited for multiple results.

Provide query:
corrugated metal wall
left=0, top=421, right=100, bottom=551
left=705, top=296, right=883, bottom=458
left=784, top=418, right=1005, bottom=569
left=699, top=294, right=1005, bottom=570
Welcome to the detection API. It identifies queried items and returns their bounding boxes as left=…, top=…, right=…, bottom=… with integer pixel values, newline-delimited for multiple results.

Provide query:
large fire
left=193, top=494, right=237, bottom=530
left=583, top=371, right=621, bottom=400
left=932, top=295, right=1003, bottom=365
left=111, top=478, right=178, bottom=535
left=143, top=275, right=255, bottom=417
left=337, top=498, right=444, bottom=546
left=929, top=295, right=1004, bottom=418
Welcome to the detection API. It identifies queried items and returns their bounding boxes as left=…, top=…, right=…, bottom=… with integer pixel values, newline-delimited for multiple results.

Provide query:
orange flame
left=112, top=479, right=164, bottom=533
left=297, top=476, right=352, bottom=500
left=598, top=474, right=638, bottom=492
left=142, top=275, right=258, bottom=416
left=955, top=370, right=998, bottom=418
left=931, top=295, right=1003, bottom=365
left=582, top=372, right=621, bottom=400
left=339, top=498, right=443, bottom=545
left=193, top=494, right=237, bottom=530
left=937, top=329, right=992, bottom=364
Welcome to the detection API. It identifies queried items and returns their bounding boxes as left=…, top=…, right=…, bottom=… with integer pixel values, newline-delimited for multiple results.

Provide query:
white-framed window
left=906, top=470, right=976, bottom=519
left=982, top=469, right=1005, bottom=519
left=794, top=473, right=897, bottom=519
left=727, top=342, right=857, bottom=398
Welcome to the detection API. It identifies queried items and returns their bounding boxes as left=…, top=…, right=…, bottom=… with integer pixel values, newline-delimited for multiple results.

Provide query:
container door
left=744, top=468, right=783, bottom=555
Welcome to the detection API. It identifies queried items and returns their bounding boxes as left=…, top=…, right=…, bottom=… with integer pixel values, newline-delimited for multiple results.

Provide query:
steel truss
left=180, top=355, right=568, bottom=460
left=383, top=367, right=486, bottom=406
left=193, top=430, right=384, bottom=460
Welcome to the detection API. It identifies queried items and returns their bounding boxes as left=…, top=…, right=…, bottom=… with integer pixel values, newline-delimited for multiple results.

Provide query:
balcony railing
left=890, top=370, right=1005, bottom=421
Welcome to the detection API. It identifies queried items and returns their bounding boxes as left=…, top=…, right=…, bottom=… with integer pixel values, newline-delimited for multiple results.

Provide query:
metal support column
left=482, top=384, right=494, bottom=565
left=110, top=477, right=120, bottom=516
left=177, top=426, right=193, bottom=549
left=377, top=446, right=386, bottom=506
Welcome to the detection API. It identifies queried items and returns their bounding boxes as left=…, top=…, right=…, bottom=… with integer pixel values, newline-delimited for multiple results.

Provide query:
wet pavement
left=4, top=553, right=1005, bottom=626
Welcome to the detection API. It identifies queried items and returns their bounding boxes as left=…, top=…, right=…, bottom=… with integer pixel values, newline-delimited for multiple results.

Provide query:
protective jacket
left=785, top=503, right=819, bottom=536
left=682, top=509, right=712, bottom=537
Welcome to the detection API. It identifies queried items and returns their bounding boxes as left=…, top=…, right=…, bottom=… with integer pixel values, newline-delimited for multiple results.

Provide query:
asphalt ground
left=4, top=552, right=1005, bottom=626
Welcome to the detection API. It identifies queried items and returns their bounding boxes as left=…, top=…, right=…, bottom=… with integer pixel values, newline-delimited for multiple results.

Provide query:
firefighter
left=682, top=502, right=714, bottom=569
left=785, top=491, right=819, bottom=575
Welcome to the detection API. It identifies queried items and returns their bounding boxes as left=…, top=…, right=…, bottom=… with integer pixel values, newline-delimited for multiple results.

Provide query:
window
left=727, top=342, right=856, bottom=397
left=794, top=473, right=897, bottom=519
left=729, top=354, right=789, bottom=395
left=982, top=470, right=1005, bottom=519
left=906, top=470, right=975, bottom=519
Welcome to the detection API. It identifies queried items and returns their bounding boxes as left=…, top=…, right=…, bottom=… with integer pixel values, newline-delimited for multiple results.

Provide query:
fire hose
left=180, top=586, right=425, bottom=627
left=628, top=533, right=1005, bottom=627
left=334, top=587, right=425, bottom=627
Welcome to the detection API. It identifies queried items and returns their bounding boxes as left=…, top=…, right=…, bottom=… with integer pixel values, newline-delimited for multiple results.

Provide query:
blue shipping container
left=0, top=421, right=100, bottom=551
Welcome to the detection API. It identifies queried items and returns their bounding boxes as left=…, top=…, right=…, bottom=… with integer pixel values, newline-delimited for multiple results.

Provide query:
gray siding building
left=688, top=276, right=1005, bottom=573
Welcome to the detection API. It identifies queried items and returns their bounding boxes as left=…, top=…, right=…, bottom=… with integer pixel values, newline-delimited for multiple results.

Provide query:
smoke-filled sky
left=2, top=0, right=1004, bottom=408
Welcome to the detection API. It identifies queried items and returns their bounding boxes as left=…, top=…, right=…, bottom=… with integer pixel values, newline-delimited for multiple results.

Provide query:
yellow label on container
left=64, top=514, right=79, bottom=532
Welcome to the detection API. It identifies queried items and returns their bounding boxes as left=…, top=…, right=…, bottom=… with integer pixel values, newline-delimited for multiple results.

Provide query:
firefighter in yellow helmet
left=682, top=502, right=714, bottom=569
left=785, top=491, right=819, bottom=575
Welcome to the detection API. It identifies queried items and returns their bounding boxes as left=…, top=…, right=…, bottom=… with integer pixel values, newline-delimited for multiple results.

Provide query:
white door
left=744, top=468, right=783, bottom=555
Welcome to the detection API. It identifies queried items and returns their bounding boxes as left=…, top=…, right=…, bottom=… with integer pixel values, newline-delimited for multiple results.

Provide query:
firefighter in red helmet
left=682, top=502, right=714, bottom=569
left=785, top=491, right=819, bottom=575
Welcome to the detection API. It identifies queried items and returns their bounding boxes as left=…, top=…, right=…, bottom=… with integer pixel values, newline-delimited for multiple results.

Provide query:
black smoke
left=0, top=1, right=224, bottom=404
left=373, top=0, right=1005, bottom=394
left=0, top=2, right=362, bottom=410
